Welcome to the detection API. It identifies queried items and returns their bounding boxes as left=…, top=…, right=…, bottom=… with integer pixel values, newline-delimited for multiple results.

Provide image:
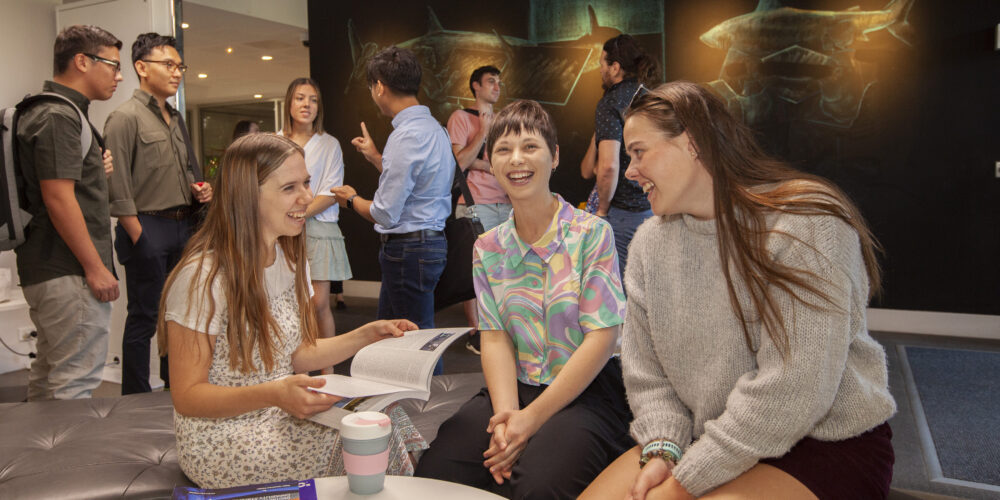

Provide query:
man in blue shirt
left=333, top=46, right=455, bottom=341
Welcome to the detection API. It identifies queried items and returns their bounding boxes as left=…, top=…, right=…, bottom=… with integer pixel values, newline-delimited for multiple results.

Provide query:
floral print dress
left=167, top=249, right=426, bottom=489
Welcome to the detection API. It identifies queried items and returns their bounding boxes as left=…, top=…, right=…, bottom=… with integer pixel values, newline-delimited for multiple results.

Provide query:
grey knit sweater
left=622, top=207, right=896, bottom=497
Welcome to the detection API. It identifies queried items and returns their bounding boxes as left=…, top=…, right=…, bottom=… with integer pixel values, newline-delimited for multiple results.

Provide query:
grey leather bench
left=0, top=373, right=485, bottom=499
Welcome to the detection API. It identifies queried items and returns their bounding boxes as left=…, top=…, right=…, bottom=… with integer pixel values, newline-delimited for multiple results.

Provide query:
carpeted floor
left=880, top=332, right=1000, bottom=500
left=901, top=347, right=1000, bottom=487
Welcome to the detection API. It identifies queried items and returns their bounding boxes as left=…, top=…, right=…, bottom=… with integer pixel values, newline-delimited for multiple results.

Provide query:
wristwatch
left=346, top=194, right=358, bottom=210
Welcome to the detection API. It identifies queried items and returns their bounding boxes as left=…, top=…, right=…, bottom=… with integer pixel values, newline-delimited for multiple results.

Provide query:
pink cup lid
left=341, top=411, right=391, bottom=440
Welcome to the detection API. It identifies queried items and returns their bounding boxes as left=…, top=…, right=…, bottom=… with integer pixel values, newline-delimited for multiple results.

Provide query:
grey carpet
left=904, top=346, right=1000, bottom=486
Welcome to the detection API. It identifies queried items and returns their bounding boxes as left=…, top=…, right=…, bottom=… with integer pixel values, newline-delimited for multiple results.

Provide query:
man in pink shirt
left=447, top=65, right=511, bottom=354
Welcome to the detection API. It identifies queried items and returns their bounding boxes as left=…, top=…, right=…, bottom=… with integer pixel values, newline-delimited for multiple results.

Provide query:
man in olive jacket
left=104, top=33, right=212, bottom=394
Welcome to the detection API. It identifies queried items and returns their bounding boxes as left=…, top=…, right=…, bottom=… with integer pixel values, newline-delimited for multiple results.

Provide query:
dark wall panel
left=309, top=0, right=1000, bottom=315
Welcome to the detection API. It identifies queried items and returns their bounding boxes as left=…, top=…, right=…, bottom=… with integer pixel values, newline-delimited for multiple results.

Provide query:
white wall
left=0, top=0, right=174, bottom=378
left=0, top=0, right=62, bottom=374
left=0, top=0, right=60, bottom=104
left=186, top=0, right=307, bottom=30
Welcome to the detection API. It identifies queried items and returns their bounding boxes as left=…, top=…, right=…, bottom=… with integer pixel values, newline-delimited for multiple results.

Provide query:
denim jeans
left=378, top=233, right=447, bottom=374
left=605, top=206, right=653, bottom=280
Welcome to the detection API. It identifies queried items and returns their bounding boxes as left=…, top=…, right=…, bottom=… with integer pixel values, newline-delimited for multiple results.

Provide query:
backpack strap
left=443, top=126, right=477, bottom=207
left=1, top=108, right=15, bottom=180
left=460, top=109, right=486, bottom=160
left=175, top=112, right=204, bottom=182
left=1, top=107, right=27, bottom=244
left=17, top=92, right=96, bottom=161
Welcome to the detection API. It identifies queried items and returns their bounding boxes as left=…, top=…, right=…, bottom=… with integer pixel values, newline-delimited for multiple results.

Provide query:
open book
left=307, top=327, right=471, bottom=429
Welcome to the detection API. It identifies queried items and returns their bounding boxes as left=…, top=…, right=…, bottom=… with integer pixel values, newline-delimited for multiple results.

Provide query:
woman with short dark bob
left=160, top=133, right=426, bottom=488
left=416, top=100, right=633, bottom=499
left=581, top=82, right=896, bottom=500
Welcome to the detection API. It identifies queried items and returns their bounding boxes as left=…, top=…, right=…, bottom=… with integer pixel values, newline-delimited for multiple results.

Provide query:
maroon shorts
left=760, top=422, right=894, bottom=500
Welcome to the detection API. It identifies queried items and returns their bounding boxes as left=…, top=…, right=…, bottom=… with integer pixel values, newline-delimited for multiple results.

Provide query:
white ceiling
left=180, top=2, right=310, bottom=106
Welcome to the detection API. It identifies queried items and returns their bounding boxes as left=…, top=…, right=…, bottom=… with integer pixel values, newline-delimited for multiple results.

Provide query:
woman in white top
left=158, top=133, right=426, bottom=488
left=283, top=78, right=352, bottom=355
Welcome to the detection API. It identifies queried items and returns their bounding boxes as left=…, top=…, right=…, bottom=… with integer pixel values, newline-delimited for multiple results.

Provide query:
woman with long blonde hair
left=281, top=77, right=352, bottom=355
left=158, top=133, right=425, bottom=488
left=582, top=82, right=896, bottom=500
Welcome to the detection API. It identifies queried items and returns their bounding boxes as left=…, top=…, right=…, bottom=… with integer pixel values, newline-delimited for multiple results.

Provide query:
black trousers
left=415, top=358, right=634, bottom=499
left=115, top=214, right=191, bottom=394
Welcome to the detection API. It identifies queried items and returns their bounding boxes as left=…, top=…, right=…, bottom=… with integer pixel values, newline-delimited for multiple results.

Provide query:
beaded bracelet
left=639, top=439, right=683, bottom=468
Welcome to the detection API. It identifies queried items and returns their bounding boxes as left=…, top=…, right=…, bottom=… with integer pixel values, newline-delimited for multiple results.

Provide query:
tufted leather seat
left=398, top=372, right=484, bottom=444
left=0, top=373, right=485, bottom=499
left=0, top=391, right=190, bottom=499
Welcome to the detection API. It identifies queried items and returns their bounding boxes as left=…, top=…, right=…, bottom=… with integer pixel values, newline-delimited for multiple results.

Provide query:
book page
left=308, top=390, right=423, bottom=429
left=305, top=328, right=470, bottom=430
left=349, top=328, right=470, bottom=391
left=308, top=374, right=410, bottom=398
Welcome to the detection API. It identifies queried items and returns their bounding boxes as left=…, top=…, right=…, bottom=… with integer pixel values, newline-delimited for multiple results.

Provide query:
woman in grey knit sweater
left=581, top=82, right=896, bottom=500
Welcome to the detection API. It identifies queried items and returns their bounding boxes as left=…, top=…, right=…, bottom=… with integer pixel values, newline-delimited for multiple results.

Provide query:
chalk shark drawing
left=345, top=5, right=622, bottom=118
left=700, top=0, right=915, bottom=128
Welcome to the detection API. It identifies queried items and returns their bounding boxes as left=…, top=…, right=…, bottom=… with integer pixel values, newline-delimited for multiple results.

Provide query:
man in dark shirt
left=15, top=25, right=123, bottom=400
left=104, top=33, right=212, bottom=394
left=581, top=34, right=658, bottom=275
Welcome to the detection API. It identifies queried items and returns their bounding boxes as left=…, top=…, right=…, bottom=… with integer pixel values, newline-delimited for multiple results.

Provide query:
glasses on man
left=143, top=59, right=188, bottom=74
left=83, top=53, right=121, bottom=73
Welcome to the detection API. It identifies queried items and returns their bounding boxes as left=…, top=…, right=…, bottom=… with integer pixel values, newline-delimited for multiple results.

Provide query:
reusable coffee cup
left=341, top=411, right=392, bottom=495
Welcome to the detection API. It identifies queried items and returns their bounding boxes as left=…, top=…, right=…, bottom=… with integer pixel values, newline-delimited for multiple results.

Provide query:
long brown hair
left=282, top=77, right=324, bottom=136
left=157, top=134, right=319, bottom=372
left=626, top=81, right=882, bottom=356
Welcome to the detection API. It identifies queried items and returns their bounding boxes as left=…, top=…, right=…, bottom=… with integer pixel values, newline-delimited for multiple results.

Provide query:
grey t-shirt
left=15, top=81, right=114, bottom=286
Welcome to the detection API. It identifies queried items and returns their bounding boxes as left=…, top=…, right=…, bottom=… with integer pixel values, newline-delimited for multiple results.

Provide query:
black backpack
left=0, top=93, right=93, bottom=250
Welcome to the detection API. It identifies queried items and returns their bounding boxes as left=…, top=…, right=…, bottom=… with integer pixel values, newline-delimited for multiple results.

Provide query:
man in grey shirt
left=15, top=25, right=122, bottom=400
left=104, top=32, right=212, bottom=394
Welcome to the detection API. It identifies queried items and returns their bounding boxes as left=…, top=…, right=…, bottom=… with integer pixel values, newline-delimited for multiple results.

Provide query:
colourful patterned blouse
left=473, top=195, right=626, bottom=386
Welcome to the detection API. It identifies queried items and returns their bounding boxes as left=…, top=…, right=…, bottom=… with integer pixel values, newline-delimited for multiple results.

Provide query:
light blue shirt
left=370, top=105, right=455, bottom=234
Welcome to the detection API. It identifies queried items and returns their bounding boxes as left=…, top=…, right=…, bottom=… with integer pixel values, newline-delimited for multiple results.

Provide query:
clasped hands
left=625, top=454, right=693, bottom=500
left=483, top=407, right=543, bottom=485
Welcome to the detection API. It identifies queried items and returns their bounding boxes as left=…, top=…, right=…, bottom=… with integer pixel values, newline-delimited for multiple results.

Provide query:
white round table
left=313, top=475, right=505, bottom=499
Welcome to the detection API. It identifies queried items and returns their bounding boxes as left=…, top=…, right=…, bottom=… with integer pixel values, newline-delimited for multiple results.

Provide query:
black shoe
left=465, top=332, right=481, bottom=355
left=336, top=300, right=347, bottom=310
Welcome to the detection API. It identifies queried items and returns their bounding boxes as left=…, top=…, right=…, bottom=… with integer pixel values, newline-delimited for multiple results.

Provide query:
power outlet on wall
left=18, top=327, right=36, bottom=342
left=995, top=161, right=1000, bottom=178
